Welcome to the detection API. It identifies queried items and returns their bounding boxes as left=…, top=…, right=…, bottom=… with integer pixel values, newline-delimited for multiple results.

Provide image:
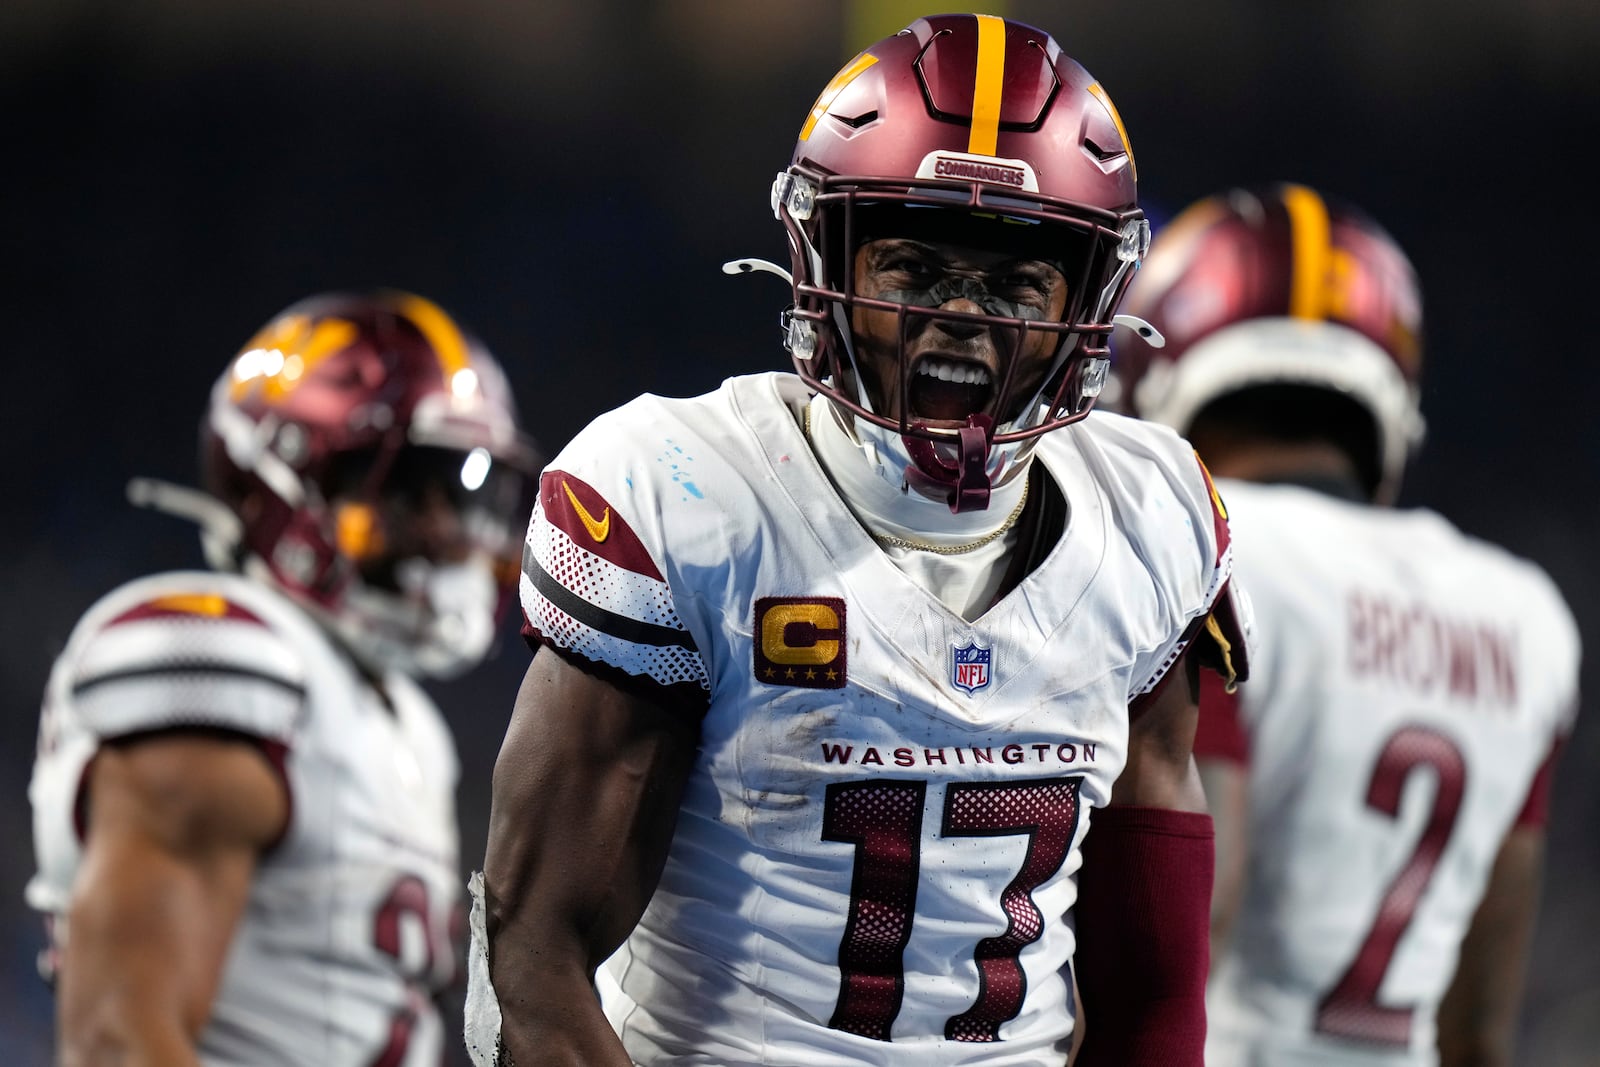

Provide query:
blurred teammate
left=27, top=290, right=538, bottom=1064
left=1115, top=183, right=1581, bottom=1066
left=470, top=14, right=1247, bottom=1067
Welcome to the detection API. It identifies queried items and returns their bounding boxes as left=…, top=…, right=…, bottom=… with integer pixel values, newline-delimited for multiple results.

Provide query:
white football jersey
left=28, top=569, right=462, bottom=1066
left=519, top=372, right=1240, bottom=1065
left=1200, top=480, right=1580, bottom=1066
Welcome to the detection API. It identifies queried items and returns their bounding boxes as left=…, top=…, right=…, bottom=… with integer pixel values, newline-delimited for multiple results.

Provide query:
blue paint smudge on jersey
left=660, top=438, right=702, bottom=500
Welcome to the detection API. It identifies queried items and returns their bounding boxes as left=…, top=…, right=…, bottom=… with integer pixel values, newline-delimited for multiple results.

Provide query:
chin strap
left=953, top=419, right=992, bottom=512
left=902, top=414, right=995, bottom=513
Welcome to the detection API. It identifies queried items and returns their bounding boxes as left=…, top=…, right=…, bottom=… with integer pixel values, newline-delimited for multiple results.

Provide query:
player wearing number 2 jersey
left=27, top=291, right=538, bottom=1064
left=1114, top=184, right=1582, bottom=1065
left=470, top=15, right=1247, bottom=1067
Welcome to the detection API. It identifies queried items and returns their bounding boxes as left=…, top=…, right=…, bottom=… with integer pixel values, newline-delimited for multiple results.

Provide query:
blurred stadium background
left=2, top=0, right=1596, bottom=1061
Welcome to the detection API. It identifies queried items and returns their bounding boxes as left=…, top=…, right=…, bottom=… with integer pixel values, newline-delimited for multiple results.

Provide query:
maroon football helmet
left=197, top=290, right=540, bottom=675
left=769, top=13, right=1148, bottom=510
left=1114, top=183, right=1424, bottom=502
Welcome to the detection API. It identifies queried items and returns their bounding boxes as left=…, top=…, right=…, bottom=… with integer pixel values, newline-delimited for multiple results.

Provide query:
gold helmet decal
left=229, top=313, right=357, bottom=403
left=1085, top=82, right=1136, bottom=181
left=799, top=50, right=880, bottom=142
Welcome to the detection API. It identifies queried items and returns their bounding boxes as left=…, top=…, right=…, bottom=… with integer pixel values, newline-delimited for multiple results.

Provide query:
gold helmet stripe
left=967, top=13, right=1007, bottom=156
left=395, top=292, right=471, bottom=378
left=799, top=51, right=880, bottom=142
left=1282, top=183, right=1333, bottom=320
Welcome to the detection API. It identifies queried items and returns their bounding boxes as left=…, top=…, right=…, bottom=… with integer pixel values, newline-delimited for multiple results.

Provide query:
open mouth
left=908, top=357, right=993, bottom=423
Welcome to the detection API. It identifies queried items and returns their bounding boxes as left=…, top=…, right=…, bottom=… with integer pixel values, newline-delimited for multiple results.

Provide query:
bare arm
left=1435, top=826, right=1546, bottom=1067
left=1198, top=755, right=1249, bottom=970
left=58, top=733, right=287, bottom=1066
left=1109, top=653, right=1206, bottom=812
left=482, top=649, right=700, bottom=1066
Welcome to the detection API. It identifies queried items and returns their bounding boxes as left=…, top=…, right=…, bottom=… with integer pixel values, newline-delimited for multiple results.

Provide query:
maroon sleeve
left=1513, top=735, right=1565, bottom=829
left=1074, top=806, right=1213, bottom=1065
left=1193, top=668, right=1250, bottom=766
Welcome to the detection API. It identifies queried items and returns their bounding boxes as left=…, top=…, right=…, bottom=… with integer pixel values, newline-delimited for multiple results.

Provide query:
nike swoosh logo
left=562, top=480, right=611, bottom=543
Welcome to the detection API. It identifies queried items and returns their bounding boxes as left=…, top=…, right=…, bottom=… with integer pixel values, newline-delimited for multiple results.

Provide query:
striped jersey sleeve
left=67, top=590, right=305, bottom=742
left=520, top=469, right=709, bottom=696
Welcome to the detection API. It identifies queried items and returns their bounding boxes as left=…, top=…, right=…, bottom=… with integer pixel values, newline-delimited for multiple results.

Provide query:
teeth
left=916, top=359, right=991, bottom=386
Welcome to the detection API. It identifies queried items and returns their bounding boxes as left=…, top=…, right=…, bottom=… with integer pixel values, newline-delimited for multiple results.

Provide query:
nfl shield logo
left=951, top=641, right=992, bottom=695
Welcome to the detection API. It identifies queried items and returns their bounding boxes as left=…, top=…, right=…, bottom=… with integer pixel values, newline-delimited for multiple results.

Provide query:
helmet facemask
left=301, top=436, right=533, bottom=678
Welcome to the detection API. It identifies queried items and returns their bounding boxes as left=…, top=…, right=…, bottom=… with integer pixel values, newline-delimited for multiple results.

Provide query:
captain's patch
left=754, top=597, right=847, bottom=689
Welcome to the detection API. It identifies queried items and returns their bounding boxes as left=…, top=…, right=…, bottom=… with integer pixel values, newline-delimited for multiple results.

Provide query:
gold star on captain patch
left=805, top=668, right=816, bottom=680
left=764, top=667, right=775, bottom=678
left=825, top=668, right=838, bottom=680
left=785, top=668, right=796, bottom=679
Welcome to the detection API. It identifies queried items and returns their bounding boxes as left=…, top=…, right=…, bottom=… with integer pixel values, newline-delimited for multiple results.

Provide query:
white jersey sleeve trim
left=68, top=608, right=305, bottom=742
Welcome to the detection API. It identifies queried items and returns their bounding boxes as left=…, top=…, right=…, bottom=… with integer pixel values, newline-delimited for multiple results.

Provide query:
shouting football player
left=1115, top=183, right=1581, bottom=1066
left=27, top=291, right=539, bottom=1064
left=469, top=14, right=1248, bottom=1067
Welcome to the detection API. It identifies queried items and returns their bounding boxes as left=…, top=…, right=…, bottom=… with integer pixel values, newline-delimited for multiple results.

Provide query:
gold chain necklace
left=868, top=477, right=1030, bottom=555
left=804, top=403, right=1030, bottom=556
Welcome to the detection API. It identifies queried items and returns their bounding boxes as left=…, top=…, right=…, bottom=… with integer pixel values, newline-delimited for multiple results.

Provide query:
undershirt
left=801, top=393, right=1028, bottom=621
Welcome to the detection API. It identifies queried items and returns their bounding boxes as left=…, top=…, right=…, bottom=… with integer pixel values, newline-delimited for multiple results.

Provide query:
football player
left=27, top=290, right=539, bottom=1064
left=468, top=15, right=1247, bottom=1067
left=1114, top=183, right=1581, bottom=1065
